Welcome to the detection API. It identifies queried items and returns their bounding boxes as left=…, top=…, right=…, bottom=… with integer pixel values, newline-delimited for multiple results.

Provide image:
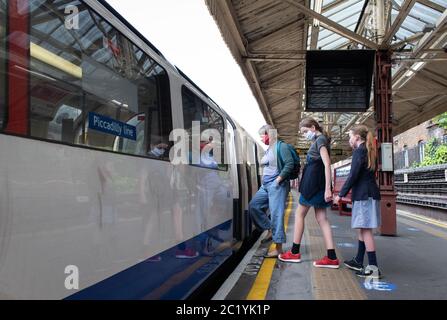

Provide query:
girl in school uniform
left=334, top=125, right=382, bottom=278
left=279, top=118, right=339, bottom=268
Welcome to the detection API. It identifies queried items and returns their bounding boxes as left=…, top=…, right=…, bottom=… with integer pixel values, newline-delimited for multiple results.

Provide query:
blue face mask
left=305, top=131, right=316, bottom=141
left=151, top=147, right=165, bottom=157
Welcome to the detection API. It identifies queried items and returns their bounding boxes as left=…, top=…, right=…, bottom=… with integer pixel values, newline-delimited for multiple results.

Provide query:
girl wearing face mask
left=334, top=125, right=382, bottom=278
left=279, top=118, right=339, bottom=268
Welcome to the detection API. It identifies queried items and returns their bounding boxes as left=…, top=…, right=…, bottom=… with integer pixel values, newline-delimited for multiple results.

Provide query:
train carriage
left=0, top=0, right=262, bottom=299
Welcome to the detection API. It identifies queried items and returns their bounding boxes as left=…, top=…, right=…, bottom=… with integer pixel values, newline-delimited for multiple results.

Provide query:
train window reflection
left=182, top=86, right=227, bottom=171
left=27, top=0, right=172, bottom=159
left=47, top=104, right=82, bottom=143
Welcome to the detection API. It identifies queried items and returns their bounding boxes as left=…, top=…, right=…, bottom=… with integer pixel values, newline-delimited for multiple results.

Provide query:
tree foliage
left=434, top=112, right=447, bottom=130
left=418, top=137, right=447, bottom=167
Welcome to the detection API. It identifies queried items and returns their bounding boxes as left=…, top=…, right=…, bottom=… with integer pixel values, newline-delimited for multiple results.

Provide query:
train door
left=226, top=120, right=242, bottom=240
left=246, top=138, right=259, bottom=202
left=254, top=144, right=261, bottom=189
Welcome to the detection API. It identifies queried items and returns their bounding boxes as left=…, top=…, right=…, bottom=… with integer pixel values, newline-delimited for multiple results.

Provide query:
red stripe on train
left=5, top=0, right=29, bottom=135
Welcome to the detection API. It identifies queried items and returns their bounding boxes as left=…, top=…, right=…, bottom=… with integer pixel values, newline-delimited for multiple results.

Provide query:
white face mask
left=305, top=131, right=316, bottom=141
left=151, top=147, right=165, bottom=157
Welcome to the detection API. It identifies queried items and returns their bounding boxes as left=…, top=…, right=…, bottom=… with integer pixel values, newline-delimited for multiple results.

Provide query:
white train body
left=0, top=0, right=262, bottom=299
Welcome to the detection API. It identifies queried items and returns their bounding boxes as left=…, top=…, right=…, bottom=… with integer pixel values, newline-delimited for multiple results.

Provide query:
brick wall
left=393, top=120, right=446, bottom=170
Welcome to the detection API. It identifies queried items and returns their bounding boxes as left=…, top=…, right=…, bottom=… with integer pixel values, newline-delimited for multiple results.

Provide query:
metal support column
left=374, top=50, right=397, bottom=236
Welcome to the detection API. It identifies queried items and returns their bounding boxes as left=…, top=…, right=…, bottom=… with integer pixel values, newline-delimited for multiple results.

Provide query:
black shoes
left=356, top=265, right=382, bottom=279
left=344, top=258, right=383, bottom=278
left=343, top=258, right=363, bottom=271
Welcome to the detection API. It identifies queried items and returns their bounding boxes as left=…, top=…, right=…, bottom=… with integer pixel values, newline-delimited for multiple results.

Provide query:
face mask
left=262, top=135, right=270, bottom=145
left=151, top=147, right=165, bottom=157
left=305, top=131, right=316, bottom=141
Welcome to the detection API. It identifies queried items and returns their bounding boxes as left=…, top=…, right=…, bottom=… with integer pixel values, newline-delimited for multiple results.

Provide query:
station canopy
left=205, top=0, right=447, bottom=162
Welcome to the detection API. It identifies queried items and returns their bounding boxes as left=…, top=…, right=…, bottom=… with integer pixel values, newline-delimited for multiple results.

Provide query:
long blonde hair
left=299, top=117, right=331, bottom=142
left=350, top=125, right=377, bottom=171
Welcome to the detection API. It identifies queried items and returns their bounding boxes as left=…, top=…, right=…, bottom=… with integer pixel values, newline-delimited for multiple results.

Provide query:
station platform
left=213, top=190, right=447, bottom=300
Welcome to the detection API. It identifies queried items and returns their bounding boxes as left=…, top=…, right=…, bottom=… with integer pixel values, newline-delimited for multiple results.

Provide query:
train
left=0, top=0, right=265, bottom=299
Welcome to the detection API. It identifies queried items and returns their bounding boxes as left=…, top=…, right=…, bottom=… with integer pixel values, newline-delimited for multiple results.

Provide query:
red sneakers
left=313, top=256, right=340, bottom=269
left=278, top=251, right=301, bottom=263
left=175, top=248, right=199, bottom=259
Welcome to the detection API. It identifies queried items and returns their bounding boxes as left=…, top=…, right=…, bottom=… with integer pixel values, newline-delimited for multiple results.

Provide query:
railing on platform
left=395, top=164, right=447, bottom=210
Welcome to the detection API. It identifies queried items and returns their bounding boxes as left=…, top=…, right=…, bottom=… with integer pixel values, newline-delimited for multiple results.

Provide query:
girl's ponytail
left=351, top=125, right=377, bottom=171
left=366, top=131, right=377, bottom=171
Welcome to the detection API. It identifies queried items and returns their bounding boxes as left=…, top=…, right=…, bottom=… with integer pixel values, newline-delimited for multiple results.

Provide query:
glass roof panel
left=393, top=1, right=444, bottom=40
left=310, top=0, right=366, bottom=49
left=431, top=0, right=447, bottom=7
left=411, top=2, right=442, bottom=22
left=310, top=0, right=444, bottom=50
left=395, top=28, right=415, bottom=39
left=323, top=37, right=351, bottom=49
left=322, top=0, right=338, bottom=6
left=401, top=16, right=426, bottom=33
left=324, top=0, right=363, bottom=16
left=326, top=0, right=364, bottom=21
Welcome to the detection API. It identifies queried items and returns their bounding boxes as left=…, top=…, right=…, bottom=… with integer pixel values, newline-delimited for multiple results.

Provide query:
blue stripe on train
left=66, top=220, right=233, bottom=300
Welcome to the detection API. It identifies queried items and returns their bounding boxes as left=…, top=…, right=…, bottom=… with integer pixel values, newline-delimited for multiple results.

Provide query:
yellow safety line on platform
left=246, top=194, right=293, bottom=300
left=397, top=212, right=447, bottom=242
left=397, top=210, right=447, bottom=230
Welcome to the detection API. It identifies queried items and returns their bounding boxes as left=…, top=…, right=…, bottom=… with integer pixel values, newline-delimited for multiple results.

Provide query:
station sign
left=88, top=112, right=137, bottom=141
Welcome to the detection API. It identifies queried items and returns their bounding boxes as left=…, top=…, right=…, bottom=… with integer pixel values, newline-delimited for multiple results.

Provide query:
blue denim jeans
left=249, top=180, right=290, bottom=243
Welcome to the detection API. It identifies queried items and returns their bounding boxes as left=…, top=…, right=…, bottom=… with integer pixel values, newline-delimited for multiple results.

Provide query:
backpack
left=277, top=141, right=301, bottom=180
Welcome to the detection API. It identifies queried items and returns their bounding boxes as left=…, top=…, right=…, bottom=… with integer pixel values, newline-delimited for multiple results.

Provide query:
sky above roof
left=106, top=0, right=267, bottom=141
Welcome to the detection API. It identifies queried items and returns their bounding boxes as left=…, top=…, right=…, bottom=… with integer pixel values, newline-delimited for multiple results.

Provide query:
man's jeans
left=249, top=180, right=290, bottom=243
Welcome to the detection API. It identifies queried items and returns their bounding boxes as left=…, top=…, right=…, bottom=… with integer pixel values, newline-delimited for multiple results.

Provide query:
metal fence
left=395, top=164, right=447, bottom=210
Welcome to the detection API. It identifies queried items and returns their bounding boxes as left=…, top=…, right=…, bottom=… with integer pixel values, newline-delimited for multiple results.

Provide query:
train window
left=27, top=0, right=172, bottom=159
left=181, top=86, right=227, bottom=171
left=0, top=0, right=6, bottom=129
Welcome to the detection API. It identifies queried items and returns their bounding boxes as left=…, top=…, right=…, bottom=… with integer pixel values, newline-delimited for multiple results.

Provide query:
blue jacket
left=339, top=143, right=381, bottom=201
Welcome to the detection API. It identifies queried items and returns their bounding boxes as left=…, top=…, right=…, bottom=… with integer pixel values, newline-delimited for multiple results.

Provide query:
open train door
left=226, top=120, right=242, bottom=240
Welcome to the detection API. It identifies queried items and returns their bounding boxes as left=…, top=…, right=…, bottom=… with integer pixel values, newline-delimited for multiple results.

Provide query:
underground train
left=0, top=0, right=264, bottom=299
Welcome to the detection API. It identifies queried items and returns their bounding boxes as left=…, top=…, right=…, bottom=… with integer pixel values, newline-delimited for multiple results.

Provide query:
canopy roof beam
left=284, top=0, right=379, bottom=49
left=215, top=0, right=275, bottom=126
left=381, top=0, right=417, bottom=48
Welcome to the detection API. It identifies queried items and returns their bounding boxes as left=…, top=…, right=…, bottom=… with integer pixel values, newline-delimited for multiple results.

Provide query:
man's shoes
left=261, top=236, right=273, bottom=244
left=263, top=250, right=279, bottom=258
